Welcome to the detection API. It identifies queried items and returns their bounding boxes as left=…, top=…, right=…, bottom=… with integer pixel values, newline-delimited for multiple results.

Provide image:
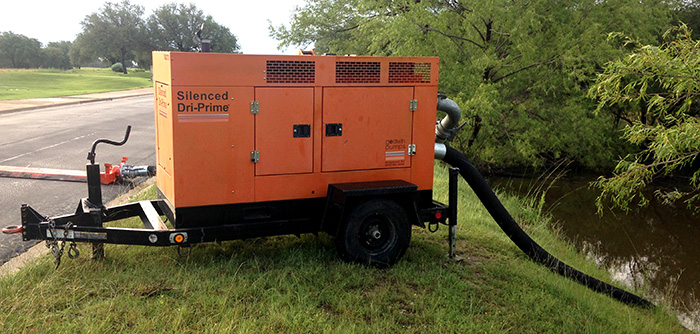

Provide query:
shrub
left=110, top=62, right=124, bottom=73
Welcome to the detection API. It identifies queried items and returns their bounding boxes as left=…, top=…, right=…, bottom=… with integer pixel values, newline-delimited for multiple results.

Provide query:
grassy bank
left=0, top=68, right=152, bottom=100
left=0, top=166, right=686, bottom=333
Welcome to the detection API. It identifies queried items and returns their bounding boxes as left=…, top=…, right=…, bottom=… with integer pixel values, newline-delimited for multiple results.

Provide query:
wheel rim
left=357, top=213, right=396, bottom=252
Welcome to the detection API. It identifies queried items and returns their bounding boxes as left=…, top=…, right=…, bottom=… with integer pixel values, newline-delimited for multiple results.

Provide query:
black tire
left=335, top=199, right=411, bottom=268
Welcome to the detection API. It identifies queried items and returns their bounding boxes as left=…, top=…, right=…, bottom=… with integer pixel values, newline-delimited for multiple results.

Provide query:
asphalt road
left=0, top=95, right=155, bottom=264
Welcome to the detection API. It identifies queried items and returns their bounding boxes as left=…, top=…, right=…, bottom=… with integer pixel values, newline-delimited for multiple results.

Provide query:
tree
left=146, top=3, right=239, bottom=54
left=673, top=0, right=700, bottom=40
left=78, top=0, right=146, bottom=73
left=70, top=35, right=93, bottom=68
left=269, top=0, right=366, bottom=53
left=41, top=41, right=72, bottom=69
left=589, top=25, right=700, bottom=212
left=271, top=0, right=672, bottom=170
left=0, top=31, right=42, bottom=68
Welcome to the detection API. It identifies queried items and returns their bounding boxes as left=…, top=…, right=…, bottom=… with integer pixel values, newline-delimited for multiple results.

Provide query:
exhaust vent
left=389, top=62, right=431, bottom=83
left=336, top=61, right=381, bottom=83
left=266, top=60, right=315, bottom=83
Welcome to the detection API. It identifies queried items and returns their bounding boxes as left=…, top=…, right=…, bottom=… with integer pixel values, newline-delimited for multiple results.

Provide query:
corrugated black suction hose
left=442, top=146, right=653, bottom=307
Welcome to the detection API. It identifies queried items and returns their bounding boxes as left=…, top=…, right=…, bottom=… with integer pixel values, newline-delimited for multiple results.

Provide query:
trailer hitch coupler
left=2, top=225, right=23, bottom=234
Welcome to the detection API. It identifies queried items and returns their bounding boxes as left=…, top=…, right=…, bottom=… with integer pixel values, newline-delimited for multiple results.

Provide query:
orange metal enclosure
left=152, top=52, right=439, bottom=210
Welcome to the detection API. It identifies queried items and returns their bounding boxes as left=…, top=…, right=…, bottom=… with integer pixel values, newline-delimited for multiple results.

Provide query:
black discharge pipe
left=442, top=146, right=654, bottom=308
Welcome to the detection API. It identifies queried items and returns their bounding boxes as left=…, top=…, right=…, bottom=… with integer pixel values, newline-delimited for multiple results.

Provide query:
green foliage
left=590, top=25, right=700, bottom=212
left=0, top=33, right=73, bottom=70
left=78, top=0, right=146, bottom=74
left=40, top=41, right=72, bottom=70
left=0, top=31, right=42, bottom=68
left=146, top=3, right=240, bottom=54
left=673, top=0, right=700, bottom=40
left=111, top=62, right=124, bottom=72
left=68, top=36, right=95, bottom=68
left=271, top=0, right=672, bottom=170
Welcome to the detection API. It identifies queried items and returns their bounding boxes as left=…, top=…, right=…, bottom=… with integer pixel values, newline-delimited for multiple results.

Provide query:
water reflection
left=490, top=174, right=699, bottom=331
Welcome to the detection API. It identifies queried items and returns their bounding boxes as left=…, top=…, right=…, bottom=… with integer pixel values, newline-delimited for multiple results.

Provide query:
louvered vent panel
left=388, top=62, right=431, bottom=83
left=335, top=61, right=381, bottom=83
left=266, top=60, right=315, bottom=83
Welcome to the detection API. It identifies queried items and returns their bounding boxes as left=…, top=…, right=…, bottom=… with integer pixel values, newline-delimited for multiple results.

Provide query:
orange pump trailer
left=153, top=52, right=438, bottom=211
left=10, top=52, right=457, bottom=268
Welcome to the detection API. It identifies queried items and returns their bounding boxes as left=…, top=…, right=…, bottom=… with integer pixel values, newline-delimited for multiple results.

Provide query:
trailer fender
left=321, top=180, right=420, bottom=236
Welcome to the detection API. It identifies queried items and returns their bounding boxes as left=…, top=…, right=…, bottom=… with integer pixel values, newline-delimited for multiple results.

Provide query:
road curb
left=0, top=92, right=153, bottom=115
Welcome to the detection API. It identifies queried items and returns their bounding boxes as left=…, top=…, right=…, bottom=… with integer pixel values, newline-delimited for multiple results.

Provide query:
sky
left=0, top=0, right=308, bottom=55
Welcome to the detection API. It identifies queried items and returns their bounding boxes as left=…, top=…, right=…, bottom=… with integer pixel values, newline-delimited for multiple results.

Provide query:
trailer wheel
left=335, top=199, right=411, bottom=268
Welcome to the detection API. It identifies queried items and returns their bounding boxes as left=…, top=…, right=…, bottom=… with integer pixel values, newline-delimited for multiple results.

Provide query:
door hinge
left=410, top=99, right=418, bottom=112
left=408, top=144, right=416, bottom=156
left=250, top=101, right=259, bottom=114
left=251, top=150, right=260, bottom=163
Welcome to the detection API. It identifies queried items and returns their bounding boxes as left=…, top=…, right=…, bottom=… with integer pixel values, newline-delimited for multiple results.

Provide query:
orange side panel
left=255, top=88, right=314, bottom=176
left=411, top=87, right=439, bottom=190
left=154, top=81, right=175, bottom=203
left=225, top=87, right=256, bottom=204
left=170, top=86, right=255, bottom=207
left=168, top=53, right=267, bottom=87
left=152, top=52, right=172, bottom=84
left=322, top=87, right=414, bottom=172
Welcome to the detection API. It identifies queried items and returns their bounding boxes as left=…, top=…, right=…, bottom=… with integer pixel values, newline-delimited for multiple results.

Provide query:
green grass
left=0, top=68, right=152, bottom=100
left=0, top=166, right=687, bottom=333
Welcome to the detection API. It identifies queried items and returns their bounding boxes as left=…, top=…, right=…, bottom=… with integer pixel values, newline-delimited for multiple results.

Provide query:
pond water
left=489, top=174, right=699, bottom=330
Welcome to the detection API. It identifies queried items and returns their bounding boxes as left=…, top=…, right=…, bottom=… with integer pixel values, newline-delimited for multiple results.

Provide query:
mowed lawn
left=0, top=68, right=152, bottom=100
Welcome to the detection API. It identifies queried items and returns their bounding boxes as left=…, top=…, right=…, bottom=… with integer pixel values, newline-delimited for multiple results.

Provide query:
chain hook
left=68, top=242, right=80, bottom=259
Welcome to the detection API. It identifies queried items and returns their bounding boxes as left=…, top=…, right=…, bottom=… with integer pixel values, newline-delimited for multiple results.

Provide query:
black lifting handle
left=87, top=125, right=131, bottom=164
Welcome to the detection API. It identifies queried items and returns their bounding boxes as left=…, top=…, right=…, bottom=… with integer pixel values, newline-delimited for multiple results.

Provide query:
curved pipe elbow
left=435, top=97, right=462, bottom=143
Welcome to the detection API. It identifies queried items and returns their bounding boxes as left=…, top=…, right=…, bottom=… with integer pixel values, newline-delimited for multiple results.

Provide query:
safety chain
left=45, top=220, right=79, bottom=269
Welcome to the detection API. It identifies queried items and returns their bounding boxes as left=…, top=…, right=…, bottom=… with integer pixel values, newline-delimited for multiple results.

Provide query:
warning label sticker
left=46, top=229, right=107, bottom=241
left=385, top=139, right=408, bottom=167
left=156, top=83, right=169, bottom=118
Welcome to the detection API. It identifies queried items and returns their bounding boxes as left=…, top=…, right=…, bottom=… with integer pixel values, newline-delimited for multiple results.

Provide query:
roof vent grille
left=335, top=61, right=381, bottom=84
left=388, top=62, right=431, bottom=83
left=266, top=60, right=315, bottom=83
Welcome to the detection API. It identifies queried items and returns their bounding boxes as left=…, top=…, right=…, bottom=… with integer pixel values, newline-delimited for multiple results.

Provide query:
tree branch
left=471, top=23, right=485, bottom=43
left=420, top=26, right=484, bottom=49
left=491, top=60, right=555, bottom=83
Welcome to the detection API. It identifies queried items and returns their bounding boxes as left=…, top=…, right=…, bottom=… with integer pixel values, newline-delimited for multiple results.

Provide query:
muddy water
left=489, top=174, right=699, bottom=330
